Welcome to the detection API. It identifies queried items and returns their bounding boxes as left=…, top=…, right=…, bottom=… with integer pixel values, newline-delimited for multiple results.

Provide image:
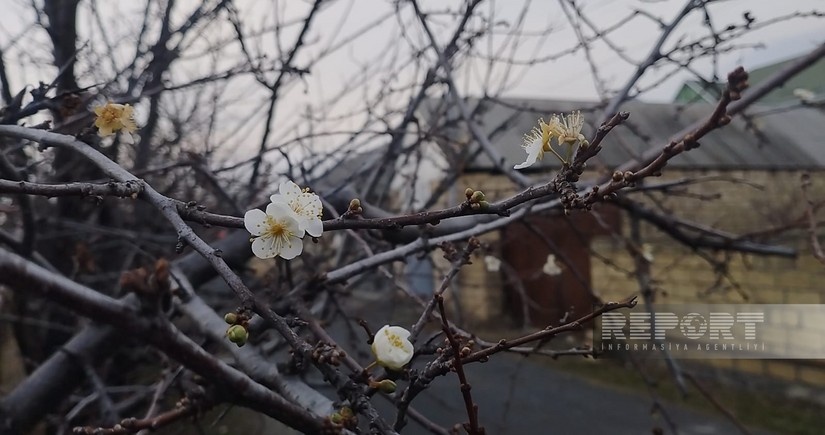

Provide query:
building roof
left=420, top=96, right=825, bottom=172
left=674, top=55, right=825, bottom=104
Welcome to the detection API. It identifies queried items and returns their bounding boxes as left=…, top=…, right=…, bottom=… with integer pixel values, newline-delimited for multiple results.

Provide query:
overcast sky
left=291, top=0, right=825, bottom=103
left=3, top=0, right=822, bottom=103
left=514, top=0, right=825, bottom=101
left=0, top=0, right=822, bottom=161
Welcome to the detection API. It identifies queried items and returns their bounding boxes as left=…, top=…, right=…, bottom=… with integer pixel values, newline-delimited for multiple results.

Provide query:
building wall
left=591, top=169, right=825, bottom=305
left=592, top=169, right=825, bottom=389
left=431, top=171, right=518, bottom=325
left=442, top=168, right=825, bottom=387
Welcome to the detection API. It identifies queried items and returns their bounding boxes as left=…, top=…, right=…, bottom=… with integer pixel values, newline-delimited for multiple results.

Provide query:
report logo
left=594, top=304, right=825, bottom=359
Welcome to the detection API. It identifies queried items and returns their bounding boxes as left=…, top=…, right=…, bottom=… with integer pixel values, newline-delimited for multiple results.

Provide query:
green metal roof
left=674, top=55, right=825, bottom=104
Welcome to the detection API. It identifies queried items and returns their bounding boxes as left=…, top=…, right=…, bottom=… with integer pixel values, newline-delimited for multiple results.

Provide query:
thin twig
left=437, top=295, right=484, bottom=435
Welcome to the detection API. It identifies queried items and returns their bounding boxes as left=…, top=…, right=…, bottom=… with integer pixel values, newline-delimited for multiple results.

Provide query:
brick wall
left=595, top=169, right=825, bottom=389
left=440, top=168, right=825, bottom=387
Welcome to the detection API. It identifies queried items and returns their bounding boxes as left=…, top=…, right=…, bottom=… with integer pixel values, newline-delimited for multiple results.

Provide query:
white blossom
left=371, top=325, right=414, bottom=370
left=514, top=118, right=566, bottom=169
left=244, top=202, right=304, bottom=260
left=549, top=111, right=587, bottom=145
left=270, top=180, right=323, bottom=237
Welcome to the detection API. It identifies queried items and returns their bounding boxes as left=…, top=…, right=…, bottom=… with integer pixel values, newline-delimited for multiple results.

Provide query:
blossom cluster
left=514, top=110, right=588, bottom=170
left=244, top=181, right=324, bottom=259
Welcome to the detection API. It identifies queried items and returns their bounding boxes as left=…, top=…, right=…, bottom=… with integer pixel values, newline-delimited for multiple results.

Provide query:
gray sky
left=0, top=0, right=823, bottom=161
left=239, top=0, right=825, bottom=109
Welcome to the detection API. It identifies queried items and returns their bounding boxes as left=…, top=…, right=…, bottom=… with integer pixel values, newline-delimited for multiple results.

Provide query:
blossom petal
left=265, top=201, right=293, bottom=218
left=514, top=137, right=543, bottom=170
left=514, top=158, right=536, bottom=170
left=251, top=237, right=277, bottom=259
left=269, top=193, right=288, bottom=205
left=279, top=180, right=302, bottom=198
left=299, top=194, right=323, bottom=217
left=278, top=236, right=303, bottom=260
left=120, top=132, right=135, bottom=145
left=305, top=219, right=323, bottom=237
left=122, top=118, right=137, bottom=133
left=244, top=209, right=267, bottom=236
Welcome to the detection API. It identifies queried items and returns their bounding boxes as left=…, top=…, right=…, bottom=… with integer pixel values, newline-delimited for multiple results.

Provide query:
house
left=418, top=91, right=825, bottom=389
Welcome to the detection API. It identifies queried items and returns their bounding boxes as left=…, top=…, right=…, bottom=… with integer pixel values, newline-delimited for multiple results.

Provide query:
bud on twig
left=369, top=378, right=398, bottom=393
left=226, top=324, right=248, bottom=347
left=348, top=198, right=362, bottom=214
left=224, top=312, right=238, bottom=325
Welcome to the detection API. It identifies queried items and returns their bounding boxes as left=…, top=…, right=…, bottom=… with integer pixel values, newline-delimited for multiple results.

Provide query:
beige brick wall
left=587, top=169, right=825, bottom=387
left=592, top=169, right=825, bottom=306
left=442, top=168, right=825, bottom=385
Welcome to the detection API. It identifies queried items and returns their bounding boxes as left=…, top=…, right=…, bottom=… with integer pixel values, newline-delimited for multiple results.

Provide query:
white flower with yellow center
left=371, top=325, right=414, bottom=370
left=549, top=111, right=587, bottom=145
left=244, top=202, right=304, bottom=259
left=514, top=118, right=564, bottom=170
left=270, top=181, right=323, bottom=237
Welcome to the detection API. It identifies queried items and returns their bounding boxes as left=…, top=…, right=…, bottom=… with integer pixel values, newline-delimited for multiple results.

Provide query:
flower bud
left=464, top=188, right=474, bottom=199
left=339, top=406, right=354, bottom=419
left=375, top=379, right=397, bottom=393
left=478, top=200, right=490, bottom=209
left=470, top=191, right=485, bottom=203
left=349, top=198, right=362, bottom=212
left=224, top=312, right=238, bottom=325
left=371, top=325, right=414, bottom=370
left=330, top=412, right=344, bottom=424
left=226, top=324, right=248, bottom=347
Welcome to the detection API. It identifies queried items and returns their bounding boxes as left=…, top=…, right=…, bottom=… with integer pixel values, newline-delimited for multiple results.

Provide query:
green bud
left=464, top=188, right=474, bottom=199
left=478, top=200, right=490, bottom=209
left=226, top=324, right=248, bottom=347
left=349, top=198, right=361, bottom=211
left=330, top=412, right=344, bottom=424
left=470, top=191, right=485, bottom=203
left=376, top=379, right=397, bottom=394
left=339, top=406, right=354, bottom=419
left=224, top=312, right=238, bottom=325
